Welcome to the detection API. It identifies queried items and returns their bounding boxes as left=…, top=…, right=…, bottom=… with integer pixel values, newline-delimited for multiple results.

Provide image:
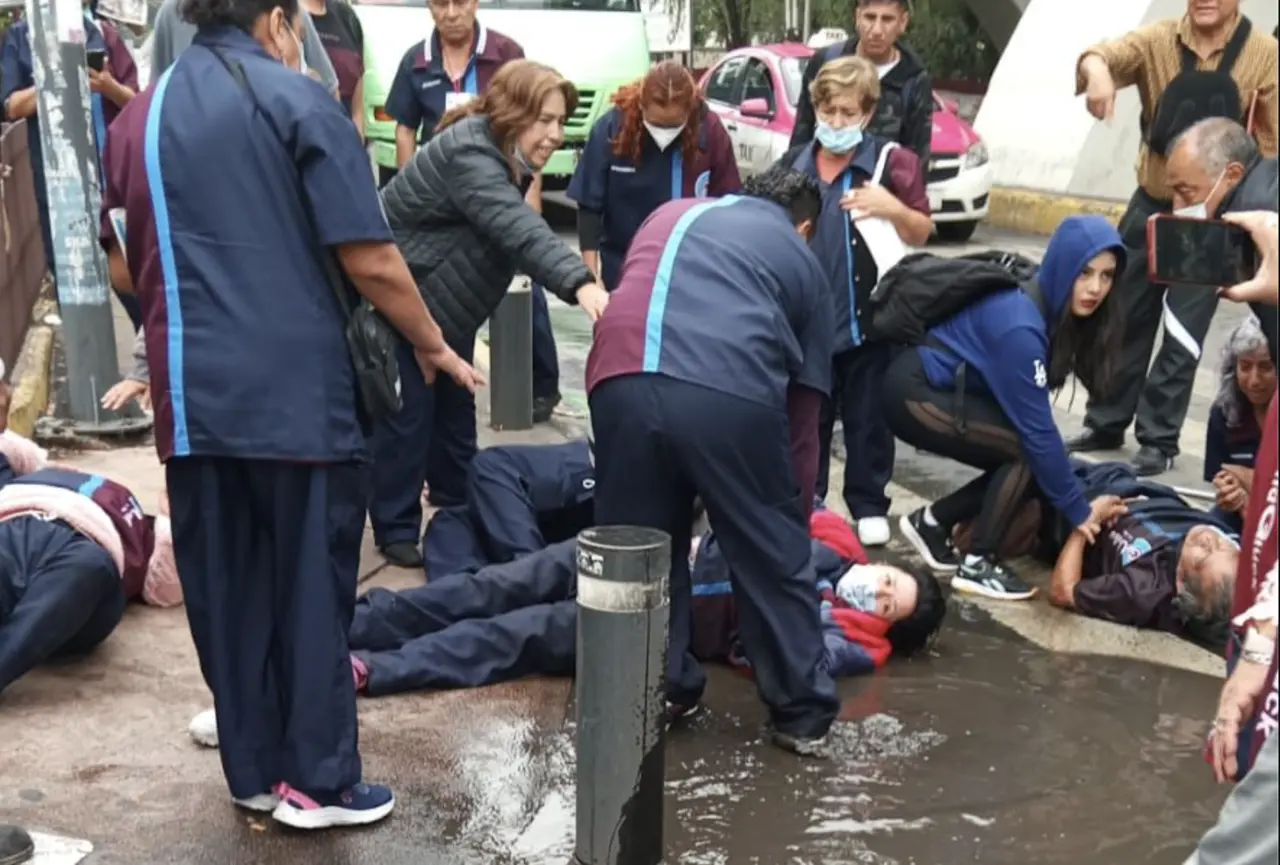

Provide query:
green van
left=353, top=0, right=651, bottom=186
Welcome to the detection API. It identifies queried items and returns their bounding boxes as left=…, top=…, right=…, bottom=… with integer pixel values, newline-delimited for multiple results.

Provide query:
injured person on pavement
left=1040, top=461, right=1239, bottom=650
left=188, top=508, right=946, bottom=746
left=0, top=408, right=180, bottom=695
left=420, top=439, right=596, bottom=577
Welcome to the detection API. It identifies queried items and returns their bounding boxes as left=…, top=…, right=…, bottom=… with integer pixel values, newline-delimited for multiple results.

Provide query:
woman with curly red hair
left=567, top=60, right=740, bottom=291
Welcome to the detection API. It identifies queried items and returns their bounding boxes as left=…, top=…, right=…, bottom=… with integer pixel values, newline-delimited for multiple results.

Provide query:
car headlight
left=964, top=141, right=989, bottom=169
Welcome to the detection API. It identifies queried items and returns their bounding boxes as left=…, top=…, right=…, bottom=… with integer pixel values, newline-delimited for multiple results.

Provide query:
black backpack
left=1146, top=17, right=1252, bottom=156
left=864, top=250, right=1046, bottom=346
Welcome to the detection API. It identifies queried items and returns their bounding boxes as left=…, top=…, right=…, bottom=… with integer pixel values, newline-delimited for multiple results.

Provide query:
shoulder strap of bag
left=871, top=141, right=899, bottom=187
left=206, top=48, right=355, bottom=327
left=1178, top=17, right=1252, bottom=74
left=1218, top=16, right=1252, bottom=75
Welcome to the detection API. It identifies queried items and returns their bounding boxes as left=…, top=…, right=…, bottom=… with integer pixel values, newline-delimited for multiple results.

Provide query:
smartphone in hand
left=86, top=49, right=106, bottom=73
left=1147, top=214, right=1259, bottom=286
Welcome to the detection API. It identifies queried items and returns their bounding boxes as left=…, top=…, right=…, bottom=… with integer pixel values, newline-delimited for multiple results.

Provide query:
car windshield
left=780, top=57, right=808, bottom=107
left=355, top=0, right=639, bottom=8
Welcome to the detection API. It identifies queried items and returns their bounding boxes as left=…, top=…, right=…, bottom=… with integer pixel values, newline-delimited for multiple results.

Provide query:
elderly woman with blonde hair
left=774, top=54, right=933, bottom=550
left=1206, top=316, right=1277, bottom=532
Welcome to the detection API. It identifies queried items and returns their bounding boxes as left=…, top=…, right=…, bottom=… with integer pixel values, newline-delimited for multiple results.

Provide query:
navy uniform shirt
left=586, top=196, right=832, bottom=412
left=789, top=137, right=928, bottom=354
left=99, top=27, right=393, bottom=463
left=1203, top=404, right=1263, bottom=481
left=383, top=23, right=523, bottom=144
left=567, top=105, right=740, bottom=290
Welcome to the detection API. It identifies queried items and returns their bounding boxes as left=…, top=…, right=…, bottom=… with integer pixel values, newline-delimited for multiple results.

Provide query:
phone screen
left=1148, top=216, right=1258, bottom=287
left=86, top=50, right=106, bottom=73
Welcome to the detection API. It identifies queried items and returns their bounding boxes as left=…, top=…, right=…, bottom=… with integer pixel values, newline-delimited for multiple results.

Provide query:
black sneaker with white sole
left=951, top=557, right=1036, bottom=601
left=899, top=509, right=960, bottom=574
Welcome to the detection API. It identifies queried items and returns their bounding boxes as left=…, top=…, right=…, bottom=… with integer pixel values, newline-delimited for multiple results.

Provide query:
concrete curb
left=987, top=186, right=1127, bottom=236
left=5, top=298, right=57, bottom=438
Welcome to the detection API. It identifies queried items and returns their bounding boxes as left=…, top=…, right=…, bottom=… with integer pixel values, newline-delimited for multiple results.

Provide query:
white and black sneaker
left=899, top=508, right=960, bottom=574
left=952, top=556, right=1036, bottom=601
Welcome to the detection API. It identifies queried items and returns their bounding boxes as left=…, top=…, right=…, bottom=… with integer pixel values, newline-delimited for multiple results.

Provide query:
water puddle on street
left=407, top=604, right=1225, bottom=865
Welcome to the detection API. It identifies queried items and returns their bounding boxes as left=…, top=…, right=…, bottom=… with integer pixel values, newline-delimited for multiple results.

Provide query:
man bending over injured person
left=188, top=508, right=946, bottom=745
left=0, top=388, right=180, bottom=695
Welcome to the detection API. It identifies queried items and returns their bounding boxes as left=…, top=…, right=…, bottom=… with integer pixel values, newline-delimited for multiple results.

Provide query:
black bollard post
left=489, top=278, right=534, bottom=431
left=574, top=526, right=670, bottom=865
left=0, top=824, right=34, bottom=864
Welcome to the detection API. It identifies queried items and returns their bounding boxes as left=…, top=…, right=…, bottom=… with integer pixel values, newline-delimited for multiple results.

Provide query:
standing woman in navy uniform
left=1, top=7, right=141, bottom=329
left=784, top=56, right=931, bottom=549
left=567, top=60, right=741, bottom=292
left=98, top=0, right=480, bottom=830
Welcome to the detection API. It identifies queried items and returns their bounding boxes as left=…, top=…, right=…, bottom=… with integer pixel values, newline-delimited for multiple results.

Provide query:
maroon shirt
left=10, top=469, right=155, bottom=599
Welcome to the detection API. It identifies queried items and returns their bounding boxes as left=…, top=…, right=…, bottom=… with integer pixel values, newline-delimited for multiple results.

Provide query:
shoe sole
left=951, top=576, right=1037, bottom=602
left=0, top=841, right=34, bottom=865
left=898, top=515, right=958, bottom=575
left=666, top=704, right=702, bottom=726
left=234, top=795, right=281, bottom=813
left=272, top=797, right=396, bottom=830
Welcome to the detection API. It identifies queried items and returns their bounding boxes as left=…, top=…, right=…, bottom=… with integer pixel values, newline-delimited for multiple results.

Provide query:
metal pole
left=25, top=0, right=135, bottom=434
left=489, top=277, right=533, bottom=431
left=801, top=0, right=811, bottom=42
left=574, top=526, right=670, bottom=865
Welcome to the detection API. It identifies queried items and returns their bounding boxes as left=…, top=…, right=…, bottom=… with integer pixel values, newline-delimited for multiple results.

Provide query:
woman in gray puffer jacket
left=372, top=59, right=610, bottom=568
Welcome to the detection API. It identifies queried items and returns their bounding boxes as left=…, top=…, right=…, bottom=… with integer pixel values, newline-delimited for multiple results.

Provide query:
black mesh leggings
left=883, top=347, right=1037, bottom=557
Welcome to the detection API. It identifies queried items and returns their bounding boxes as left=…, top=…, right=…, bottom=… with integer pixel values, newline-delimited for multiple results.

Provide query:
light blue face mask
left=815, top=121, right=864, bottom=155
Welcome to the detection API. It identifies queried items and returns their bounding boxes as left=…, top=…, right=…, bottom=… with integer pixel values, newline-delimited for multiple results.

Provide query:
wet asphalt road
left=0, top=212, right=1242, bottom=864
left=3, top=604, right=1225, bottom=865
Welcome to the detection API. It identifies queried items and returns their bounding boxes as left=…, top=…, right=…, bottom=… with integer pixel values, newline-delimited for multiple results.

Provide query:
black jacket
left=380, top=115, right=594, bottom=345
left=789, top=37, right=933, bottom=171
left=1221, top=156, right=1279, bottom=362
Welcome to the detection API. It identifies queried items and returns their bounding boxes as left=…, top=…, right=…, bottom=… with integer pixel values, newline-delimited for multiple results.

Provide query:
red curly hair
left=610, top=60, right=703, bottom=172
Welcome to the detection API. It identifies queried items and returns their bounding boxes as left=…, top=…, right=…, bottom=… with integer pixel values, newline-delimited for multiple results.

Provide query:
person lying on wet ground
left=420, top=439, right=596, bottom=577
left=188, top=509, right=946, bottom=747
left=0, top=428, right=180, bottom=696
left=1041, top=461, right=1239, bottom=650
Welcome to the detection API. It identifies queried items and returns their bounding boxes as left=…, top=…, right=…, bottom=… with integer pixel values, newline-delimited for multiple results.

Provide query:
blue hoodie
left=918, top=215, right=1126, bottom=529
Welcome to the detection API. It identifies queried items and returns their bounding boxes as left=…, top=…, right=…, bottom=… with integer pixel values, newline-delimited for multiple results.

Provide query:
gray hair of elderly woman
left=1213, top=315, right=1271, bottom=427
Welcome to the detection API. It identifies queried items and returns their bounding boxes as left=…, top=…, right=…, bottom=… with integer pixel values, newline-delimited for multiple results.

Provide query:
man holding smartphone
left=1070, top=0, right=1278, bottom=477
left=1165, top=117, right=1279, bottom=362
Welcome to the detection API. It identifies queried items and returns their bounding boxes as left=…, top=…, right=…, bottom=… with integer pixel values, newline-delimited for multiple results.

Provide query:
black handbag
left=209, top=48, right=403, bottom=422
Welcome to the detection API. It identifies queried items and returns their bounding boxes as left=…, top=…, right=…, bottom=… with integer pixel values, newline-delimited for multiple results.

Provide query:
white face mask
left=835, top=565, right=882, bottom=614
left=285, top=23, right=306, bottom=74
left=1173, top=170, right=1226, bottom=220
left=644, top=121, right=683, bottom=152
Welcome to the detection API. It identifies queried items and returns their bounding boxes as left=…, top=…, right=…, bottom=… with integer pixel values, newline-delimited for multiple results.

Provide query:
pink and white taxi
left=698, top=42, right=992, bottom=242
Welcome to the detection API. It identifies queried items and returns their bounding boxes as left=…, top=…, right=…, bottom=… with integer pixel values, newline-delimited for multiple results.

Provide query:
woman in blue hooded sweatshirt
left=885, top=215, right=1127, bottom=600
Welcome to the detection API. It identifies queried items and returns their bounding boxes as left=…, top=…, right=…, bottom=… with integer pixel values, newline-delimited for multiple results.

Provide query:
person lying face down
left=0, top=429, right=180, bottom=695
left=1049, top=494, right=1239, bottom=649
left=187, top=509, right=946, bottom=748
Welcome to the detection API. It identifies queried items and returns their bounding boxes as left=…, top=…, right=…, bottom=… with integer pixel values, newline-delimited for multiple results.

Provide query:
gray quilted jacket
left=381, top=115, right=594, bottom=345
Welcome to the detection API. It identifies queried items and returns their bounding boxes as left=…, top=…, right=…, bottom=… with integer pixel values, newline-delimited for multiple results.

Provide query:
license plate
left=928, top=192, right=942, bottom=212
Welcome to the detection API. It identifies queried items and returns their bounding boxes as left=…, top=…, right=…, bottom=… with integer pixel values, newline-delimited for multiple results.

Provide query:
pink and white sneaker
left=272, top=782, right=395, bottom=830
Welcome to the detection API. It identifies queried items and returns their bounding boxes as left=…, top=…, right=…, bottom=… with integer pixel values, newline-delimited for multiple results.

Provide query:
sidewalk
left=0, top=311, right=580, bottom=863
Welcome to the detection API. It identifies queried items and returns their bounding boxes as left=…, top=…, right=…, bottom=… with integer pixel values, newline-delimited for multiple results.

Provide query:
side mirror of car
left=739, top=97, right=774, bottom=119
